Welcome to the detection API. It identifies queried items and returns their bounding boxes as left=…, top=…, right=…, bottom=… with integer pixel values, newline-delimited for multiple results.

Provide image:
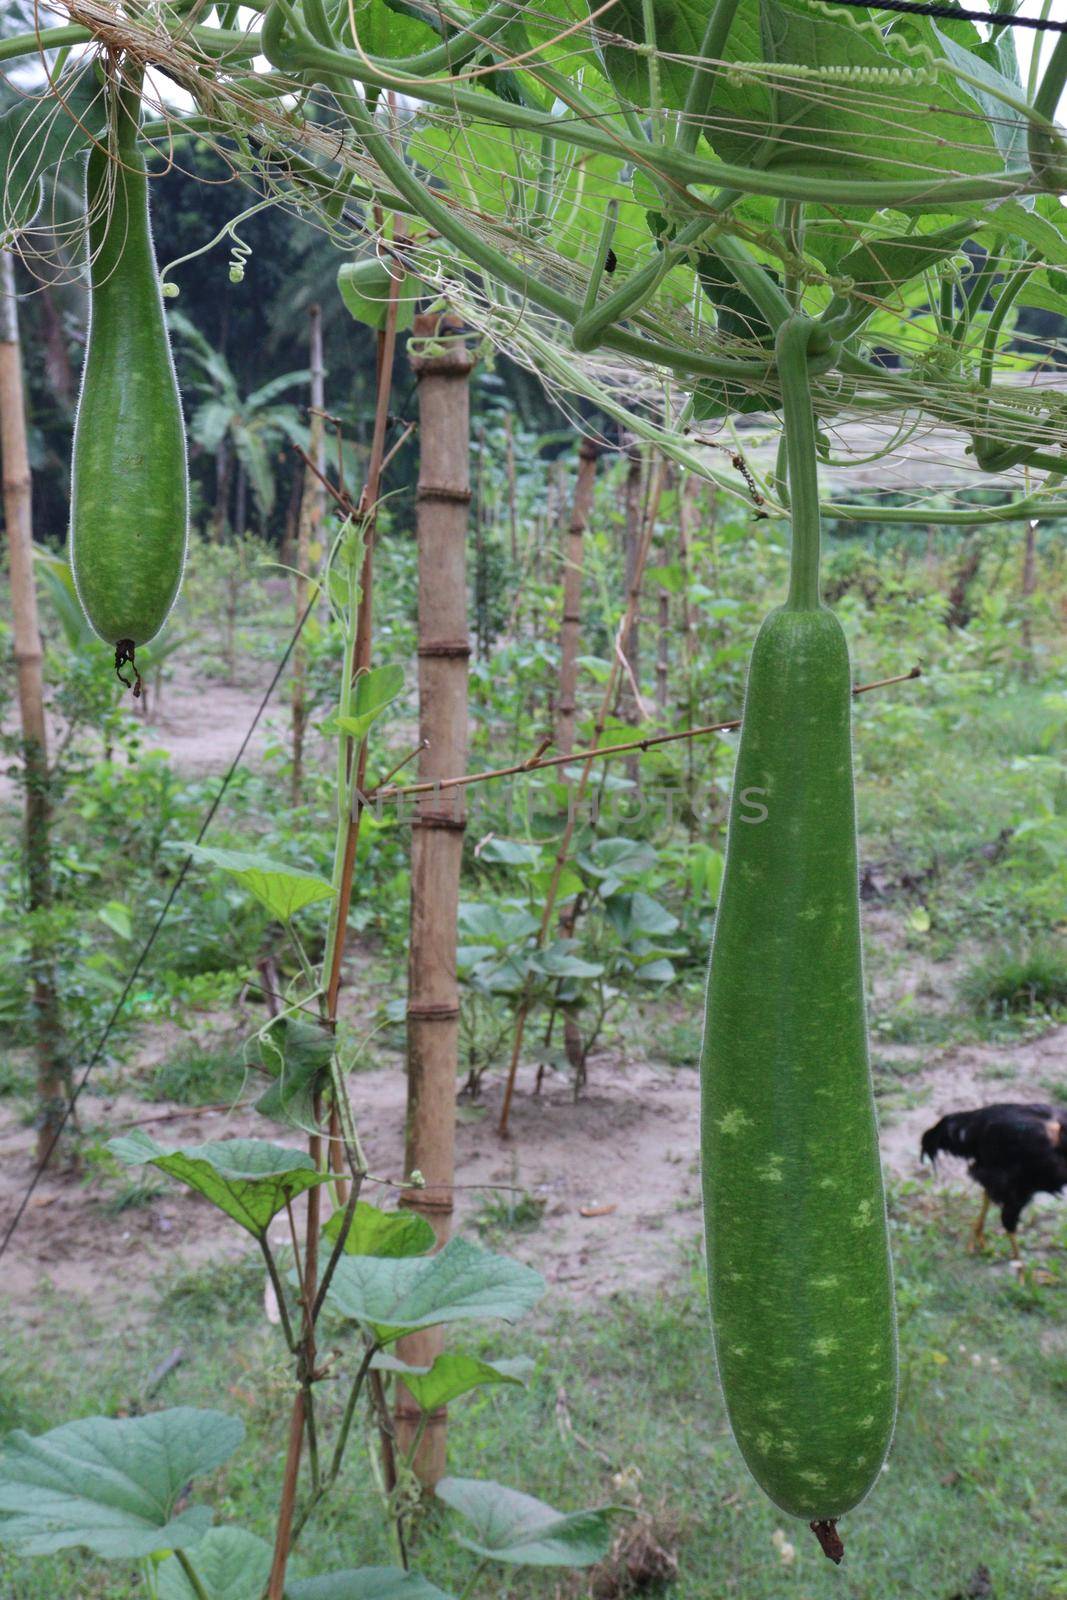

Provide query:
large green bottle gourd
left=700, top=318, right=896, bottom=1551
left=70, top=71, right=187, bottom=681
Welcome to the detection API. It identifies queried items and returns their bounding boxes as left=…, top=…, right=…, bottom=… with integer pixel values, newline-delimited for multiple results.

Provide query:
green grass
left=960, top=942, right=1067, bottom=1019
left=139, top=1042, right=250, bottom=1106
left=2, top=1190, right=1066, bottom=1599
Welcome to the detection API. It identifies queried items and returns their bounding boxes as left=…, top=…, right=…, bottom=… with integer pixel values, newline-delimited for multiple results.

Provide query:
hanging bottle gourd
left=69, top=65, right=188, bottom=696
left=700, top=315, right=897, bottom=1563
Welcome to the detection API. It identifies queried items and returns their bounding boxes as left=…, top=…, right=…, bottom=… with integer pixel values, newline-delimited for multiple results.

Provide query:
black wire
left=0, top=592, right=319, bottom=1262
left=817, top=0, right=1067, bottom=32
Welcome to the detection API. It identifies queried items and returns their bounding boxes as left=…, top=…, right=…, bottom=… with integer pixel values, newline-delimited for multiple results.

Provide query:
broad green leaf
left=338, top=259, right=417, bottom=332
left=286, top=1568, right=453, bottom=1599
left=436, top=1478, right=616, bottom=1567
left=335, top=664, right=406, bottom=741
left=373, top=1353, right=532, bottom=1411
left=644, top=564, right=686, bottom=595
left=97, top=901, right=133, bottom=941
left=830, top=221, right=973, bottom=309
left=530, top=943, right=604, bottom=980
left=633, top=956, right=677, bottom=984
left=256, top=1016, right=334, bottom=1130
left=604, top=891, right=679, bottom=940
left=187, top=846, right=334, bottom=921
left=0, top=1409, right=243, bottom=1558
left=697, top=0, right=1003, bottom=187
left=457, top=903, right=539, bottom=948
left=322, top=1202, right=435, bottom=1259
left=477, top=838, right=542, bottom=867
left=601, top=0, right=712, bottom=110
left=989, top=200, right=1067, bottom=270
left=323, top=1237, right=545, bottom=1339
left=158, top=1526, right=272, bottom=1600
left=930, top=22, right=1027, bottom=170
left=0, top=69, right=102, bottom=237
left=108, top=1132, right=331, bottom=1239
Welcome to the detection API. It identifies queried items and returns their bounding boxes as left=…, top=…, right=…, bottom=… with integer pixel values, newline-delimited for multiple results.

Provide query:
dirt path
left=3, top=1024, right=1063, bottom=1324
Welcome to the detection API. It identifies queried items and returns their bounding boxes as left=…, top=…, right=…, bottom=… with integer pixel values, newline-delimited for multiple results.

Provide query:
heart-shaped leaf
left=323, top=1237, right=544, bottom=1340
left=373, top=1353, right=532, bottom=1411
left=256, top=1016, right=334, bottom=1130
left=158, top=1525, right=273, bottom=1599
left=187, top=846, right=334, bottom=921
left=109, top=1132, right=331, bottom=1239
left=0, top=1408, right=243, bottom=1558
left=286, top=1568, right=453, bottom=1599
left=335, top=663, right=407, bottom=742
left=322, top=1202, right=435, bottom=1260
left=436, top=1478, right=616, bottom=1567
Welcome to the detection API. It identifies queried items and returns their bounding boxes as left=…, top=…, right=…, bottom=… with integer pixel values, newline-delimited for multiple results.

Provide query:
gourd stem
left=573, top=213, right=709, bottom=352
left=260, top=2, right=1048, bottom=209
left=777, top=316, right=823, bottom=612
left=326, top=72, right=775, bottom=386
left=578, top=198, right=620, bottom=322
left=679, top=0, right=743, bottom=154
left=174, top=1552, right=211, bottom=1600
left=1029, top=32, right=1067, bottom=181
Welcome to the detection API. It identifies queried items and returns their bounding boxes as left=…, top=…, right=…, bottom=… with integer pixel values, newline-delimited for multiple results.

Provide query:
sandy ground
left=3, top=1021, right=1065, bottom=1324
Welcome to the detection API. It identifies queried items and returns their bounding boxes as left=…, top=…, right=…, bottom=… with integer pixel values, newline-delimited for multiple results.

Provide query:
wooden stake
left=0, top=251, right=68, bottom=1161
left=396, top=312, right=474, bottom=1487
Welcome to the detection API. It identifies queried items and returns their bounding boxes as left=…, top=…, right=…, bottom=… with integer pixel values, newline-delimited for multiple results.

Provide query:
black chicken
left=920, top=1101, right=1067, bottom=1257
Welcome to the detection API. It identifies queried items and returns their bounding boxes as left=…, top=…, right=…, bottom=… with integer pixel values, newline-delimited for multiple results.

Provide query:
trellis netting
left=3, top=0, right=1067, bottom=518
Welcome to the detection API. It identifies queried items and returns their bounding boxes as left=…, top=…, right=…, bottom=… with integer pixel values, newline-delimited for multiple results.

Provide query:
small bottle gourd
left=69, top=68, right=188, bottom=693
left=700, top=317, right=897, bottom=1561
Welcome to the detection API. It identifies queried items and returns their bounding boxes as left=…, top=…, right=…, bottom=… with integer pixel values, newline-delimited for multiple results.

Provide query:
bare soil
left=3, top=1020, right=1064, bottom=1324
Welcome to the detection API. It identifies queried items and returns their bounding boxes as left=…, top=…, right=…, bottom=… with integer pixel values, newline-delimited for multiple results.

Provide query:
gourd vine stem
left=324, top=72, right=776, bottom=386
left=258, top=2, right=1049, bottom=207
left=1029, top=31, right=1067, bottom=181
left=979, top=251, right=1035, bottom=392
left=573, top=214, right=710, bottom=352
left=710, top=231, right=794, bottom=334
left=777, top=316, right=825, bottom=611
left=641, top=0, right=663, bottom=137
left=174, top=1552, right=212, bottom=1600
left=457, top=1560, right=489, bottom=1600
left=578, top=198, right=620, bottom=323
left=259, top=1237, right=299, bottom=1351
left=0, top=23, right=90, bottom=61
left=679, top=0, right=743, bottom=154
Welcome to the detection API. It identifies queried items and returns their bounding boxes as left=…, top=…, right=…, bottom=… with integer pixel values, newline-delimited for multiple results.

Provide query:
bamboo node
left=406, top=1002, right=461, bottom=1020
left=417, top=639, right=471, bottom=658
left=416, top=485, right=473, bottom=504
left=411, top=814, right=467, bottom=831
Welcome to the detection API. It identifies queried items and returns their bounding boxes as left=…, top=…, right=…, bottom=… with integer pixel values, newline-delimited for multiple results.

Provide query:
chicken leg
left=967, top=1192, right=990, bottom=1254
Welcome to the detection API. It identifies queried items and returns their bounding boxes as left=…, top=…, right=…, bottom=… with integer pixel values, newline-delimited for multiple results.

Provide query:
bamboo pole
left=504, top=412, right=518, bottom=568
left=0, top=250, right=68, bottom=1161
left=618, top=444, right=644, bottom=729
left=291, top=303, right=325, bottom=804
left=556, top=437, right=599, bottom=759
left=677, top=471, right=700, bottom=833
left=395, top=312, right=473, bottom=1487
